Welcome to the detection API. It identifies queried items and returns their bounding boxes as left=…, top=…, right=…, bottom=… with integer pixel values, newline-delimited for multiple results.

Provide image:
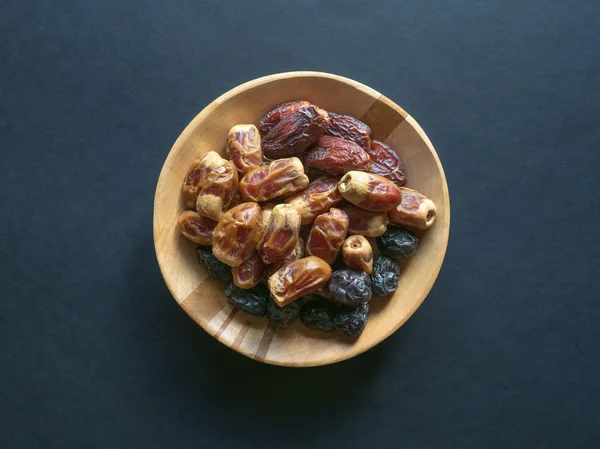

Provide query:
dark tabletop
left=2, top=1, right=600, bottom=448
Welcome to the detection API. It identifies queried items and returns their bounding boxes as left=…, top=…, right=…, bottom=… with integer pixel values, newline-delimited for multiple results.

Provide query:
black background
left=2, top=1, right=600, bottom=447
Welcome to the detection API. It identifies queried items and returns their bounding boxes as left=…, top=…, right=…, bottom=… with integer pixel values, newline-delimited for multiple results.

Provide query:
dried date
left=376, top=226, right=419, bottom=259
left=333, top=303, right=369, bottom=336
left=182, top=151, right=225, bottom=209
left=304, top=136, right=372, bottom=175
left=343, top=206, right=389, bottom=237
left=268, top=256, right=332, bottom=306
left=267, top=298, right=302, bottom=328
left=371, top=256, right=400, bottom=296
left=300, top=300, right=336, bottom=332
left=195, top=247, right=232, bottom=282
left=224, top=283, right=269, bottom=316
left=328, top=269, right=372, bottom=306
left=262, top=105, right=330, bottom=159
left=258, top=100, right=310, bottom=136
left=388, top=187, right=437, bottom=229
left=305, top=208, right=349, bottom=265
left=239, top=157, right=309, bottom=202
left=212, top=202, right=263, bottom=267
left=367, top=140, right=406, bottom=186
left=284, top=176, right=344, bottom=225
left=226, top=124, right=263, bottom=174
left=259, top=204, right=301, bottom=264
left=178, top=210, right=217, bottom=245
left=324, top=112, right=371, bottom=151
left=341, top=235, right=373, bottom=274
left=196, top=160, right=238, bottom=221
left=338, top=171, right=402, bottom=212
left=267, top=237, right=304, bottom=276
left=232, top=251, right=265, bottom=289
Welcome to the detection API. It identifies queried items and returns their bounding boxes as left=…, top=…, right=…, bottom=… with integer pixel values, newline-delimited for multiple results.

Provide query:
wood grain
left=153, top=71, right=450, bottom=366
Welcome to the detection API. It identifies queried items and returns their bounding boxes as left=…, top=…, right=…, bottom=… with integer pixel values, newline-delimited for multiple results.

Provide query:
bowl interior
left=154, top=72, right=449, bottom=366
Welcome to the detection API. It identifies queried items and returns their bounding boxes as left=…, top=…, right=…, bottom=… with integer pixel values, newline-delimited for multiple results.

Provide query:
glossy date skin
left=304, top=136, right=372, bottom=175
left=258, top=100, right=310, bottom=136
left=324, top=112, right=371, bottom=151
left=305, top=208, right=349, bottom=265
left=338, top=171, right=402, bottom=212
left=177, top=210, right=217, bottom=245
left=212, top=202, right=263, bottom=267
left=268, top=256, right=332, bottom=306
left=262, top=105, right=330, bottom=159
left=267, top=237, right=304, bottom=277
left=343, top=206, right=389, bottom=237
left=196, top=159, right=239, bottom=221
left=232, top=250, right=265, bottom=289
left=226, top=124, right=263, bottom=174
left=182, top=151, right=226, bottom=210
left=367, top=140, right=406, bottom=186
left=239, top=157, right=309, bottom=202
left=341, top=235, right=373, bottom=274
left=388, top=187, right=437, bottom=229
left=259, top=204, right=301, bottom=264
left=284, top=176, right=343, bottom=225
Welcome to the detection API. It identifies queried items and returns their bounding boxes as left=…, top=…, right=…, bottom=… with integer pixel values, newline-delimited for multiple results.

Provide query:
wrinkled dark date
left=367, top=140, right=406, bottom=186
left=284, top=176, right=343, bottom=225
left=212, top=202, right=263, bottom=267
left=232, top=251, right=265, bottom=289
left=376, top=226, right=419, bottom=259
left=341, top=235, right=373, bottom=274
left=333, top=303, right=369, bottom=336
left=239, top=157, right=309, bottom=202
left=196, top=247, right=232, bottom=282
left=371, top=256, right=400, bottom=296
left=178, top=210, right=217, bottom=245
left=226, top=124, right=263, bottom=174
left=304, top=136, right=372, bottom=175
left=343, top=206, right=389, bottom=237
left=267, top=298, right=302, bottom=328
left=259, top=204, right=301, bottom=264
left=305, top=208, right=349, bottom=264
left=182, top=151, right=225, bottom=209
left=338, top=171, right=402, bottom=212
left=268, top=256, right=332, bottom=306
left=225, top=283, right=269, bottom=316
left=262, top=105, right=330, bottom=159
left=258, top=100, right=310, bottom=136
left=324, top=112, right=371, bottom=151
left=196, top=160, right=239, bottom=221
left=388, top=187, right=437, bottom=230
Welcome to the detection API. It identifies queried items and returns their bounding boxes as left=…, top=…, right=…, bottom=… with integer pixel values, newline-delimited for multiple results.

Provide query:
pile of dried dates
left=177, top=101, right=437, bottom=337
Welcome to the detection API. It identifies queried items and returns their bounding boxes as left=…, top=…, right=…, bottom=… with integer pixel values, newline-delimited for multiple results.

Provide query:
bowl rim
left=154, top=71, right=450, bottom=367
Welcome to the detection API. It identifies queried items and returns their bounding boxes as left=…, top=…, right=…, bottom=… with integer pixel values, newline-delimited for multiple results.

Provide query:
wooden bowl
left=154, top=72, right=450, bottom=367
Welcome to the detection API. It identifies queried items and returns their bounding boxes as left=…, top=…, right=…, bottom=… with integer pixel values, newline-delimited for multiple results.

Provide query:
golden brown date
left=177, top=210, right=217, bottom=245
left=196, top=160, right=239, bottom=221
left=238, top=157, right=309, bottom=202
left=342, top=235, right=373, bottom=274
left=181, top=151, right=225, bottom=209
left=324, top=112, right=371, bottom=151
left=259, top=204, right=301, bottom=264
left=367, top=140, right=406, bottom=186
left=262, top=105, right=330, bottom=159
left=305, top=208, right=349, bottom=264
left=388, top=187, right=437, bottom=229
left=284, top=176, right=344, bottom=225
left=343, top=206, right=389, bottom=237
left=268, top=256, right=332, bottom=306
left=212, top=202, right=263, bottom=267
left=258, top=100, right=310, bottom=136
left=304, top=136, right=372, bottom=175
left=267, top=237, right=304, bottom=276
left=226, top=124, right=263, bottom=174
left=338, top=171, right=402, bottom=212
left=232, top=251, right=265, bottom=289
left=255, top=202, right=275, bottom=249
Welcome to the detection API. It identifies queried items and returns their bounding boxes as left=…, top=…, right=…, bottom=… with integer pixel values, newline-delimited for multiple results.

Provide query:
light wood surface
left=153, top=72, right=450, bottom=367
